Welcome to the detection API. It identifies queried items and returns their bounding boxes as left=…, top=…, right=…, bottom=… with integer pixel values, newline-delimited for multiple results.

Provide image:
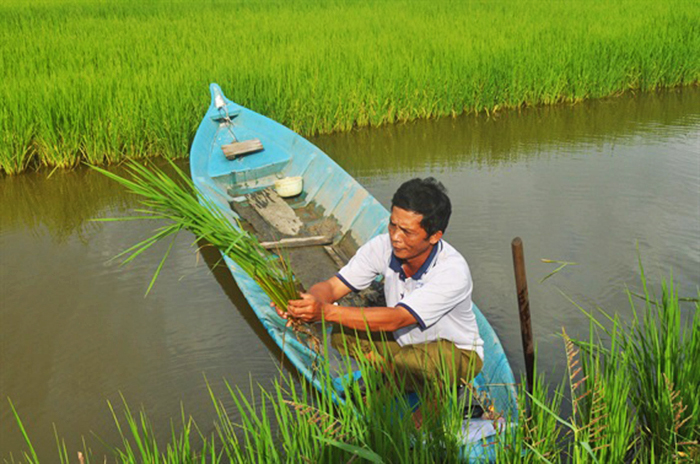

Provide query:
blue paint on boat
left=190, top=83, right=518, bottom=461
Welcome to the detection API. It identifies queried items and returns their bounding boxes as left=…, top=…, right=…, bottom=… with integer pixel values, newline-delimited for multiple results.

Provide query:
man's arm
left=321, top=304, right=417, bottom=332
left=286, top=293, right=417, bottom=332
left=305, top=276, right=352, bottom=304
left=275, top=276, right=418, bottom=332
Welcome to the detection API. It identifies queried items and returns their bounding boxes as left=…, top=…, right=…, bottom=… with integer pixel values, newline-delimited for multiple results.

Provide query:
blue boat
left=190, top=83, right=518, bottom=460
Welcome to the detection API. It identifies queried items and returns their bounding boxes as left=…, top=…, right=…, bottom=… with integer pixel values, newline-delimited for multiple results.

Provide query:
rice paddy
left=2, top=0, right=699, bottom=174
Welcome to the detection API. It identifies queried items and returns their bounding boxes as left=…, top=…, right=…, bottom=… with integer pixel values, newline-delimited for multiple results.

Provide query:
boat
left=189, top=83, right=518, bottom=460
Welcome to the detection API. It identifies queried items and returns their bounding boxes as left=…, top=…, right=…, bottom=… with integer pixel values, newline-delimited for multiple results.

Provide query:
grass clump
left=2, top=0, right=699, bottom=174
left=567, top=266, right=700, bottom=462
left=516, top=266, right=700, bottom=463
left=208, top=351, right=480, bottom=463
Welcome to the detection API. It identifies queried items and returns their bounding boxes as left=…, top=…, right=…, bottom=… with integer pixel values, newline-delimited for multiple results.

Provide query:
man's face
left=388, top=207, right=442, bottom=262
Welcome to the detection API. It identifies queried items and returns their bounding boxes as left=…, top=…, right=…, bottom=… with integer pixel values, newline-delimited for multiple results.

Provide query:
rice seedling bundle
left=91, top=160, right=299, bottom=313
left=1, top=0, right=698, bottom=174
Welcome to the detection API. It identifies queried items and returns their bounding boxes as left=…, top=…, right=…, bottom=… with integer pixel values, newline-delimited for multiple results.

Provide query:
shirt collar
left=389, top=240, right=442, bottom=281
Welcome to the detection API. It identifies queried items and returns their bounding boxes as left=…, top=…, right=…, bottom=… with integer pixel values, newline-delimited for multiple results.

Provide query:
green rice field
left=1, top=0, right=698, bottom=174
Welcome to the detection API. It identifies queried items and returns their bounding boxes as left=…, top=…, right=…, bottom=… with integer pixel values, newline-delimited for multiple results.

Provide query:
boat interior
left=196, top=103, right=390, bottom=309
left=227, top=185, right=386, bottom=308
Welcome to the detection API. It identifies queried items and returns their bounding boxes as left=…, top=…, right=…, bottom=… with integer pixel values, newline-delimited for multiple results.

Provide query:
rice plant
left=567, top=267, right=700, bottom=461
left=492, top=358, right=566, bottom=463
left=106, top=398, right=220, bottom=464
left=207, top=334, right=491, bottom=463
left=495, top=267, right=698, bottom=463
left=2, top=0, right=699, bottom=174
left=535, top=266, right=700, bottom=463
left=90, top=160, right=299, bottom=314
left=6, top=348, right=496, bottom=463
left=8, top=397, right=219, bottom=463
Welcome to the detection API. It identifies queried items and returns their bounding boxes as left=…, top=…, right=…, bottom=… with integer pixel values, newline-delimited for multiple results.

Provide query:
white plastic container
left=274, top=176, right=303, bottom=198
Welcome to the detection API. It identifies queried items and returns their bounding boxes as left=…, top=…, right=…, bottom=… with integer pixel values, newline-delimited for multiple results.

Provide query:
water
left=1, top=88, right=698, bottom=458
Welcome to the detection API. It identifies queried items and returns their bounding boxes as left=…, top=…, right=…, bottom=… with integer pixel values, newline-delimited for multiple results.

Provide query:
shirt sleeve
left=336, top=234, right=389, bottom=292
left=397, top=262, right=472, bottom=329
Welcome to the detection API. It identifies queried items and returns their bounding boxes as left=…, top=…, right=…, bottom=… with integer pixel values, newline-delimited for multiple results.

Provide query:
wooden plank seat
left=222, top=138, right=264, bottom=159
left=260, top=235, right=333, bottom=250
left=246, top=188, right=302, bottom=236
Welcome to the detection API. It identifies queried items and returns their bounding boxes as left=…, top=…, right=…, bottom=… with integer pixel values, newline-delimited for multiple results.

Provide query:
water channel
left=1, top=88, right=698, bottom=458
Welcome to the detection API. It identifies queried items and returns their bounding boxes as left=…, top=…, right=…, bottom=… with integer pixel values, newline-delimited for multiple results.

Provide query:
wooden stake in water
left=512, top=237, right=534, bottom=395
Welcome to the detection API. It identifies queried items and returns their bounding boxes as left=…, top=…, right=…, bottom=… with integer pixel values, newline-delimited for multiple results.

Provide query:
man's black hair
left=391, top=177, right=451, bottom=236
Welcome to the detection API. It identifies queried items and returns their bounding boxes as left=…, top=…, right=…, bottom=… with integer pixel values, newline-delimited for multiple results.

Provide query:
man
left=276, top=177, right=483, bottom=393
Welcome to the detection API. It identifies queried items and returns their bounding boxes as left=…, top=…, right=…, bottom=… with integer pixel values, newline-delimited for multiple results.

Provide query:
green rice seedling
left=496, top=265, right=695, bottom=462
left=622, top=273, right=700, bottom=459
left=562, top=264, right=699, bottom=461
left=7, top=399, right=39, bottom=464
left=622, top=277, right=699, bottom=459
left=52, top=425, right=70, bottom=464
left=492, top=357, right=566, bottom=463
left=515, top=338, right=631, bottom=463
left=8, top=349, right=504, bottom=462
left=6, top=399, right=92, bottom=464
left=206, top=320, right=425, bottom=461
left=321, top=325, right=478, bottom=461
left=562, top=328, right=637, bottom=463
left=91, top=159, right=330, bottom=354
left=90, top=160, right=300, bottom=312
left=105, top=398, right=219, bottom=464
left=92, top=159, right=330, bottom=356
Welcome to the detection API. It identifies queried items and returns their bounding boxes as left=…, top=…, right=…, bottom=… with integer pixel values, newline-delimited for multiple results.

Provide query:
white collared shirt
left=336, top=233, right=484, bottom=360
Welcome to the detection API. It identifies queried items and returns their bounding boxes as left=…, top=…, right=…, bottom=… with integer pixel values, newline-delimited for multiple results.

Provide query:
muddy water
left=2, top=88, right=699, bottom=458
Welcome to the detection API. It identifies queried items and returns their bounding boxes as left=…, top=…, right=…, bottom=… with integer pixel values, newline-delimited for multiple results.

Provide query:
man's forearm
left=307, top=280, right=338, bottom=304
left=323, top=304, right=416, bottom=332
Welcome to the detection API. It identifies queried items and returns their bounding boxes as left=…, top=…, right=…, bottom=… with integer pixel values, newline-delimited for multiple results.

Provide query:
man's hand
left=271, top=301, right=295, bottom=327
left=287, top=293, right=326, bottom=323
left=272, top=276, right=351, bottom=326
left=275, top=294, right=418, bottom=332
left=272, top=293, right=326, bottom=326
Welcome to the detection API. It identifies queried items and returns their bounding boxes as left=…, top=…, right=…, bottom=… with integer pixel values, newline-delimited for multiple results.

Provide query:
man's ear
left=428, top=230, right=443, bottom=245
